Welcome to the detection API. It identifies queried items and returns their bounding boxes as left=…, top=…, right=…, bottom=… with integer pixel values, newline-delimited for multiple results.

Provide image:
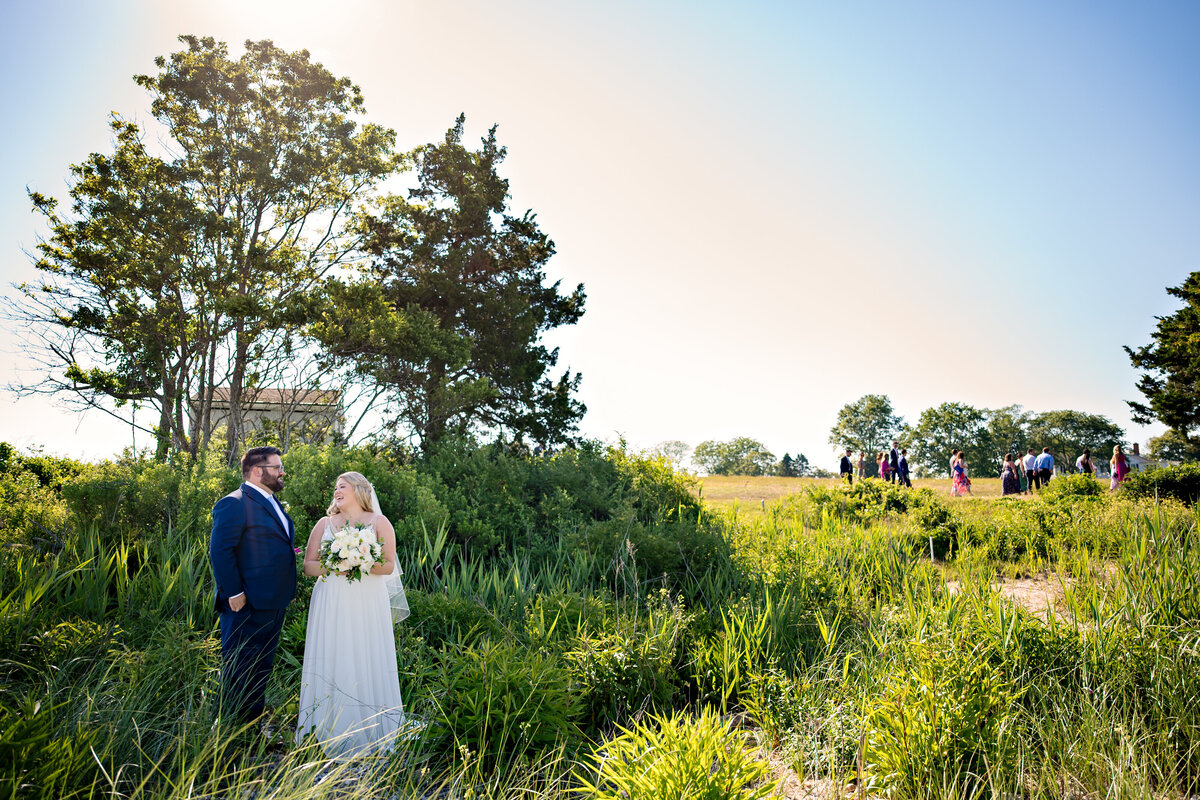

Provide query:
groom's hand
left=229, top=593, right=247, bottom=612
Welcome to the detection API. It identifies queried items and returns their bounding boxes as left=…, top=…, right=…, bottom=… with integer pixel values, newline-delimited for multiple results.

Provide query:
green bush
left=866, top=641, right=1022, bottom=797
left=569, top=517, right=729, bottom=591
left=0, top=443, right=86, bottom=490
left=274, top=443, right=447, bottom=548
left=565, top=621, right=688, bottom=734
left=0, top=470, right=71, bottom=547
left=1042, top=473, right=1106, bottom=501
left=0, top=443, right=77, bottom=546
left=575, top=706, right=776, bottom=800
left=420, top=438, right=702, bottom=558
left=1120, top=462, right=1200, bottom=504
left=430, top=639, right=579, bottom=769
left=61, top=449, right=239, bottom=545
left=406, top=589, right=508, bottom=649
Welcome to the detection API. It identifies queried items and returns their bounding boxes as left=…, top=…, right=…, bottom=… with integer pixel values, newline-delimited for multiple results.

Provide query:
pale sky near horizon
left=2, top=1, right=1198, bottom=468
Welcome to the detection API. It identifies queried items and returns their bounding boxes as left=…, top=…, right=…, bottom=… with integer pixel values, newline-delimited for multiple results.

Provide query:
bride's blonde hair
left=326, top=471, right=375, bottom=516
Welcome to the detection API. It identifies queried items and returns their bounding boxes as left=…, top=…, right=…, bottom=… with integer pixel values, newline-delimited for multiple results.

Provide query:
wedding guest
left=897, top=449, right=912, bottom=488
left=888, top=441, right=900, bottom=483
left=1000, top=453, right=1021, bottom=496
left=877, top=452, right=891, bottom=481
left=856, top=451, right=866, bottom=479
left=1110, top=444, right=1129, bottom=491
left=1075, top=449, right=1094, bottom=475
left=1023, top=448, right=1040, bottom=493
left=1035, top=447, right=1054, bottom=487
left=948, top=449, right=960, bottom=478
left=839, top=449, right=854, bottom=485
left=951, top=454, right=972, bottom=496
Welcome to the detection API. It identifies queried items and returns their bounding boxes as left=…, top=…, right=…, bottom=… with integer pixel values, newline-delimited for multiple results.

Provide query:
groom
left=209, top=446, right=297, bottom=724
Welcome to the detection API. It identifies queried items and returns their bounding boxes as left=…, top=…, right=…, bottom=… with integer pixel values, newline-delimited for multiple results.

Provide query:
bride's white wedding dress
left=296, top=523, right=406, bottom=757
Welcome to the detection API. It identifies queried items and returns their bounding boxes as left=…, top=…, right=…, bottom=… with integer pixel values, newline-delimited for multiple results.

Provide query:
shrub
left=565, top=627, right=685, bottom=735
left=61, top=450, right=239, bottom=544
left=575, top=706, right=776, bottom=800
left=406, top=589, right=508, bottom=649
left=569, top=517, right=728, bottom=592
left=1042, top=473, right=1106, bottom=501
left=866, top=641, right=1022, bottom=796
left=0, top=444, right=86, bottom=491
left=430, top=639, right=579, bottom=769
left=420, top=438, right=702, bottom=559
left=0, top=470, right=71, bottom=547
left=1120, top=462, right=1200, bottom=505
left=275, top=444, right=447, bottom=548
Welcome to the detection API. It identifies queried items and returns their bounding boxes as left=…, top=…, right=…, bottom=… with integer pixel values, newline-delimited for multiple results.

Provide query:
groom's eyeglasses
left=259, top=464, right=286, bottom=473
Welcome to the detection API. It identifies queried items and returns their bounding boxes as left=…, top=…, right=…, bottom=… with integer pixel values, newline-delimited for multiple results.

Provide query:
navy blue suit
left=209, top=483, right=297, bottom=722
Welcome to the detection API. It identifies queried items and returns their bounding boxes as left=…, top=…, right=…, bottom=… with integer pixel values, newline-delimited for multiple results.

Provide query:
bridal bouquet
left=320, top=522, right=384, bottom=583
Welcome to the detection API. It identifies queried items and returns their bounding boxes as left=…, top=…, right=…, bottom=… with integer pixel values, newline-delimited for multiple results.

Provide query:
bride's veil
left=369, top=485, right=411, bottom=623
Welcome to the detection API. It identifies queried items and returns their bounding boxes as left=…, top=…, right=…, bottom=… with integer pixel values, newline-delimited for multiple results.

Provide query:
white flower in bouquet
left=319, top=521, right=384, bottom=583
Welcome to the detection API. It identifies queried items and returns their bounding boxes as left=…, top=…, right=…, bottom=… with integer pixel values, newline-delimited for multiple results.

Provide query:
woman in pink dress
left=877, top=452, right=891, bottom=481
left=1110, top=444, right=1129, bottom=490
left=951, top=454, right=972, bottom=496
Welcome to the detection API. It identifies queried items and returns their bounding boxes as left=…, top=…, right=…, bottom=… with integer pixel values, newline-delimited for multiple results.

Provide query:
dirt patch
left=944, top=573, right=1072, bottom=620
left=763, top=755, right=865, bottom=799
left=994, top=575, right=1070, bottom=620
left=761, top=751, right=886, bottom=800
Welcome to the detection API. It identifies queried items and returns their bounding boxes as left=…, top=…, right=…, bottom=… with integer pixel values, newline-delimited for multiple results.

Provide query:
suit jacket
left=209, top=483, right=297, bottom=612
left=839, top=455, right=852, bottom=474
left=898, top=456, right=909, bottom=477
left=889, top=448, right=900, bottom=470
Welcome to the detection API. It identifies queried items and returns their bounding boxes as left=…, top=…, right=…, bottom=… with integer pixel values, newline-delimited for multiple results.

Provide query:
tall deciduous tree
left=10, top=36, right=395, bottom=460
left=648, top=440, right=693, bottom=470
left=827, top=394, right=902, bottom=459
left=693, top=437, right=776, bottom=476
left=16, top=123, right=213, bottom=460
left=1025, top=410, right=1124, bottom=467
left=309, top=116, right=585, bottom=452
left=1126, top=272, right=1200, bottom=444
left=986, top=405, right=1031, bottom=461
left=1147, top=429, right=1200, bottom=462
left=904, top=402, right=990, bottom=477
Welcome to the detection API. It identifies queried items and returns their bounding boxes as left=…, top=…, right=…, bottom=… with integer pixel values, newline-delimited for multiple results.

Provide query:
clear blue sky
left=2, top=1, right=1198, bottom=466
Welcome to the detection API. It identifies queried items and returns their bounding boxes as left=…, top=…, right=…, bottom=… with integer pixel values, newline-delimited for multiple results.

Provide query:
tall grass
left=3, top=469, right=1200, bottom=798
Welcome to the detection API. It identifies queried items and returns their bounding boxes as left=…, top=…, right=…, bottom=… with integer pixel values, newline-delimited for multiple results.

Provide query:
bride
left=296, top=471, right=409, bottom=756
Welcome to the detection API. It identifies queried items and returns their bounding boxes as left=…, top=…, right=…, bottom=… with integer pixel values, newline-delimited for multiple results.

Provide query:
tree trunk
left=226, top=324, right=249, bottom=466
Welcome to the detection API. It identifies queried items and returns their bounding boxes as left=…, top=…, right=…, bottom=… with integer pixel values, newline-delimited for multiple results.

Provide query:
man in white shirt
left=1023, top=448, right=1039, bottom=494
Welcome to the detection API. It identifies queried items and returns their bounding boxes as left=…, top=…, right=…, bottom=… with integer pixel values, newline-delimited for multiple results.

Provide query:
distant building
left=1127, top=442, right=1173, bottom=473
left=190, top=388, right=344, bottom=447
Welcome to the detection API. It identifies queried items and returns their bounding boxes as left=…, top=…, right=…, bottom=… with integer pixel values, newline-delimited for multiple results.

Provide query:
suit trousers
left=220, top=606, right=287, bottom=723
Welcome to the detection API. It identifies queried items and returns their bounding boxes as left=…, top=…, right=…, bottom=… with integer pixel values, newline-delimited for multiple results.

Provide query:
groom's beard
left=264, top=474, right=284, bottom=494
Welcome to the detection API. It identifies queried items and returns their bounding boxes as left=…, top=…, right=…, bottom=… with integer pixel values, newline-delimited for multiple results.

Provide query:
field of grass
left=699, top=474, right=1012, bottom=510
left=2, top=449, right=1198, bottom=800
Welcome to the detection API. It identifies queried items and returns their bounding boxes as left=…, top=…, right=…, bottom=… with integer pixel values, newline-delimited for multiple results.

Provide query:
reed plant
left=5, top=443, right=1200, bottom=797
